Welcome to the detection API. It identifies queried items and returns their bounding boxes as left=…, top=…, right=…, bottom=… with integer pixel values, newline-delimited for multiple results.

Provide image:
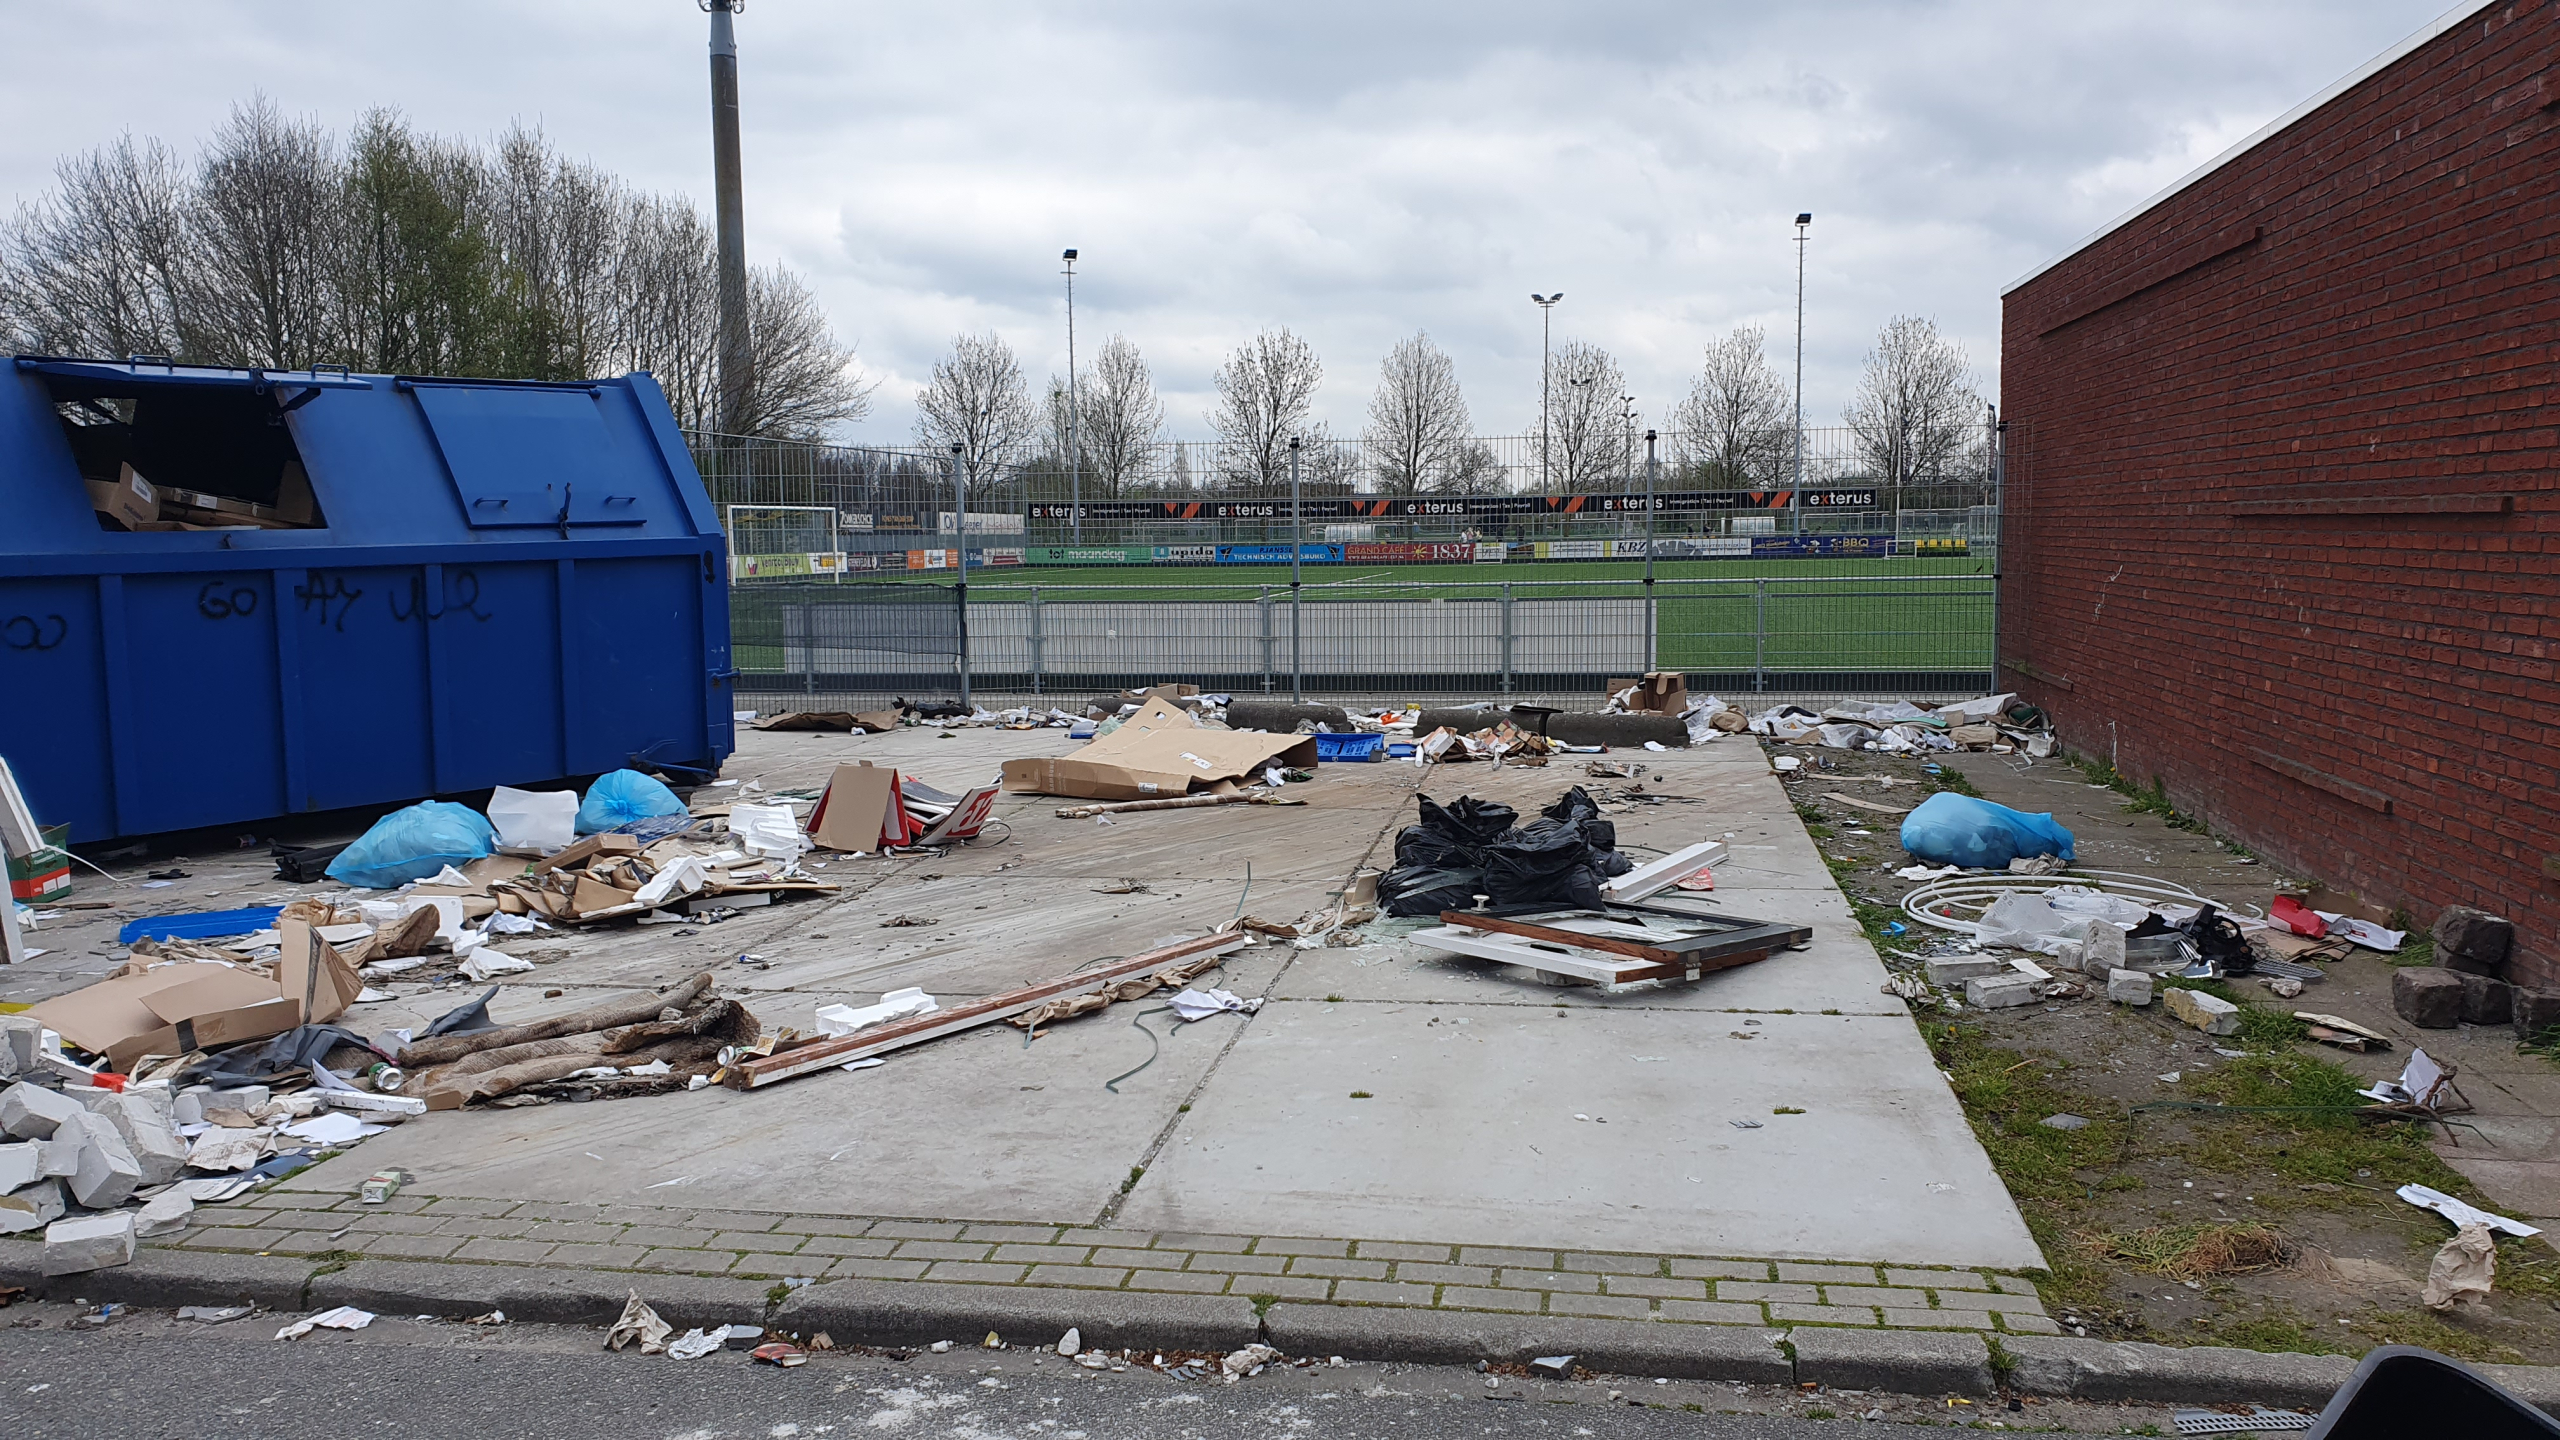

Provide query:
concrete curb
left=7, top=1238, right=2559, bottom=1416
left=2000, top=1335, right=2358, bottom=1411
left=1261, top=1302, right=1791, bottom=1383
left=1790, top=1326, right=1995, bottom=1396
left=306, top=1259, right=771, bottom=1331
left=0, top=1246, right=312, bottom=1312
left=777, top=1278, right=1261, bottom=1353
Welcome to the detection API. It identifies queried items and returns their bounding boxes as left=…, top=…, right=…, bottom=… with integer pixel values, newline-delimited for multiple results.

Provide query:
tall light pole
left=705, top=0, right=754, bottom=435
left=1062, top=248, right=1081, bottom=544
left=1790, top=212, right=1811, bottom=537
left=1531, top=293, right=1562, bottom=490
left=1288, top=436, right=1303, bottom=703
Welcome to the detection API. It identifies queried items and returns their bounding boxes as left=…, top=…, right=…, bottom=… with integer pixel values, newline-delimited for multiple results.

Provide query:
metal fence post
left=1288, top=438, right=1303, bottom=704
left=1500, top=582, right=1515, bottom=694
left=1752, top=578, right=1767, bottom=694
left=1259, top=585, right=1274, bottom=693
left=1028, top=584, right=1043, bottom=696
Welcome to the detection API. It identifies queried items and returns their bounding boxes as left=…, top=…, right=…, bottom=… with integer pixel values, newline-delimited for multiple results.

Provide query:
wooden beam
left=726, top=932, right=1252, bottom=1089
left=1439, top=910, right=1693, bottom=963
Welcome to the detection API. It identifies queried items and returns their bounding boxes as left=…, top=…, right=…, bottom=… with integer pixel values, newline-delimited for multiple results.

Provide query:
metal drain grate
left=2174, top=1407, right=2316, bottom=1434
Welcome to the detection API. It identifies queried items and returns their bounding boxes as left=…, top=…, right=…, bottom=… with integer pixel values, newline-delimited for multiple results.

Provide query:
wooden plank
left=1412, top=924, right=1775, bottom=988
left=728, top=932, right=1252, bottom=1088
left=1439, top=910, right=1694, bottom=963
left=1820, top=792, right=1909, bottom=816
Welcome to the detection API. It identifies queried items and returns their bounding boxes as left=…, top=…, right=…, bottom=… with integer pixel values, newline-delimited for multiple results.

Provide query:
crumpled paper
left=606, top=1290, right=672, bottom=1354
left=2423, top=1223, right=2496, bottom=1311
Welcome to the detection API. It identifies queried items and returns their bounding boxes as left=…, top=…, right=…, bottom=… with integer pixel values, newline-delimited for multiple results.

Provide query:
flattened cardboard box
left=1001, top=696, right=1318, bottom=801
left=30, top=918, right=363, bottom=1072
left=1606, top=672, right=1690, bottom=713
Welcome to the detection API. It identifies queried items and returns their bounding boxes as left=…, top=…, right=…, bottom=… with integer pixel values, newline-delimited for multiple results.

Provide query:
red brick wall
left=2000, top=2, right=2560, bottom=988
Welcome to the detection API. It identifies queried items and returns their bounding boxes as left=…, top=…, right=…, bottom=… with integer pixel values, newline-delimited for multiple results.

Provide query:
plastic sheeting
left=1899, top=792, right=2076, bottom=869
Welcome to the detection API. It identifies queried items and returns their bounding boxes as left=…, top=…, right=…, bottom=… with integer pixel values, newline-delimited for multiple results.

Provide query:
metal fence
left=731, top=573, right=1994, bottom=710
left=689, top=424, right=1998, bottom=558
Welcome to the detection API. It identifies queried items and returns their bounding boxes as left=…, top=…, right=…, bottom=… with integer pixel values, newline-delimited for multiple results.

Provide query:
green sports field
left=732, top=555, right=1993, bottom=680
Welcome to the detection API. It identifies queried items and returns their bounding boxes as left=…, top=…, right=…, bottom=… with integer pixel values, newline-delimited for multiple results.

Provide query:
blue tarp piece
left=118, top=907, right=285, bottom=944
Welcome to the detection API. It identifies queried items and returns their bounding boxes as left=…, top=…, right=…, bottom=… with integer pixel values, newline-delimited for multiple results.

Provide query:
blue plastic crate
left=1314, top=732, right=1387, bottom=763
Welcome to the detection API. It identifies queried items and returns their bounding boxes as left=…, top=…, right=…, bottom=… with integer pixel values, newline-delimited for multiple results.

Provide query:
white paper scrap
left=281, top=1111, right=383, bottom=1147
left=2398, top=1183, right=2541, bottom=1238
left=276, top=1305, right=375, bottom=1340
left=813, top=987, right=938, bottom=1038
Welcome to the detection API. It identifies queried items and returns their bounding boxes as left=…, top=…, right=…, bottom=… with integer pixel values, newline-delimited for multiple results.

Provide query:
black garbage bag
left=1536, top=785, right=1632, bottom=878
left=1393, top=794, right=1519, bottom=871
left=1378, top=865, right=1483, bottom=917
left=1483, top=817, right=1608, bottom=910
left=2180, top=903, right=2256, bottom=975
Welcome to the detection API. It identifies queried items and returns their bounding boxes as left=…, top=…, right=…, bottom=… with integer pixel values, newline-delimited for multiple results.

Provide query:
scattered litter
left=466, top=1309, right=507, bottom=1326
left=178, top=1304, right=253, bottom=1323
left=275, top=1305, right=374, bottom=1340
left=607, top=1291, right=673, bottom=1354
left=1221, top=1342, right=1281, bottom=1382
left=2397, top=1183, right=2540, bottom=1238
left=2423, top=1224, right=2497, bottom=1312
left=1057, top=1327, right=1082, bottom=1356
left=1167, top=988, right=1262, bottom=1022
left=752, top=1342, right=809, bottom=1368
left=2040, top=1114, right=2089, bottom=1131
left=666, top=1327, right=726, bottom=1360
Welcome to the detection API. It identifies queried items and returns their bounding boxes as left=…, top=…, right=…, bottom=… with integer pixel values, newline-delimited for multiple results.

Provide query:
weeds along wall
left=1998, top=0, right=2559, bottom=987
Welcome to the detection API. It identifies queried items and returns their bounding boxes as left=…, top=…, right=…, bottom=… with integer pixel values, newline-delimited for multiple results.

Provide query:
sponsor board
left=876, top=513, right=924, bottom=532
left=1537, top=540, right=1607, bottom=561
left=905, top=548, right=955, bottom=570
left=938, top=511, right=1026, bottom=534
left=1029, top=545, right=1152, bottom=564
left=837, top=512, right=875, bottom=532
left=1216, top=544, right=1343, bottom=564
left=1153, top=544, right=1218, bottom=564
left=1474, top=542, right=1509, bottom=562
left=975, top=548, right=1025, bottom=567
left=730, top=551, right=846, bottom=580
left=1342, top=541, right=1478, bottom=564
left=1797, top=488, right=1879, bottom=510
left=841, top=552, right=882, bottom=572
left=1749, top=534, right=1893, bottom=558
left=1027, top=486, right=1883, bottom=523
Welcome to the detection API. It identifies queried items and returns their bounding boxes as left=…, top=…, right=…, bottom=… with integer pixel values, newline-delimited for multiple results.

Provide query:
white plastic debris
left=459, top=948, right=535, bottom=981
left=1056, top=1327, right=1082, bottom=1356
left=1221, top=1342, right=1281, bottom=1382
left=2398, top=1183, right=2541, bottom=1238
left=1168, top=988, right=1263, bottom=1022
left=813, top=987, right=938, bottom=1037
left=275, top=1305, right=374, bottom=1340
left=666, top=1327, right=725, bottom=1360
left=728, top=803, right=810, bottom=861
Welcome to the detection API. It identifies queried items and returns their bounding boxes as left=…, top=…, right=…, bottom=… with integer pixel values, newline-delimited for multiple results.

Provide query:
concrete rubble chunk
left=2164, top=987, right=2241, bottom=1036
left=0, top=1016, right=40, bottom=1078
left=77, top=1086, right=188, bottom=1187
left=135, top=1188, right=196, bottom=1238
left=1926, top=956, right=2005, bottom=986
left=36, top=1136, right=80, bottom=1177
left=2431, top=906, right=2511, bottom=974
left=1, top=1081, right=81, bottom=1140
left=0, top=1141, right=40, bottom=1191
left=2106, top=969, right=2153, bottom=1006
left=2391, top=969, right=2464, bottom=1030
left=2457, top=973, right=2512, bottom=1027
left=1964, top=975, right=2041, bottom=1009
left=2081, top=922, right=2126, bottom=976
left=43, top=1210, right=138, bottom=1275
left=67, top=1108, right=142, bottom=1209
left=0, top=1177, right=67, bottom=1233
left=2513, top=988, right=2560, bottom=1044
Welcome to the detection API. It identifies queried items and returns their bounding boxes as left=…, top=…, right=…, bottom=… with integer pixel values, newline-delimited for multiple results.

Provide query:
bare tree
left=915, top=331, right=1036, bottom=474
left=731, top=264, right=870, bottom=440
left=1844, top=314, right=1980, bottom=485
left=1670, top=324, right=1791, bottom=486
left=1077, top=334, right=1164, bottom=497
left=1206, top=326, right=1325, bottom=492
left=608, top=191, right=720, bottom=428
left=1361, top=330, right=1475, bottom=494
left=0, top=133, right=196, bottom=359
left=189, top=98, right=342, bottom=369
left=1540, top=338, right=1632, bottom=492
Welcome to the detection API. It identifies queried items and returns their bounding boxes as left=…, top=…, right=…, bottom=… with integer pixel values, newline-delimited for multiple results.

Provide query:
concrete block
left=2514, top=988, right=2560, bottom=1044
left=0, top=1017, right=39, bottom=1077
left=0, top=1178, right=66, bottom=1233
left=67, top=1109, right=142, bottom=1209
left=2105, top=969, right=2153, bottom=1006
left=136, top=1189, right=195, bottom=1238
left=0, top=1081, right=80, bottom=1139
left=23, top=1246, right=314, bottom=1310
left=0, top=1142, right=39, bottom=1191
left=2052, top=940, right=2083, bottom=974
left=1927, top=956, right=2005, bottom=986
left=1963, top=975, right=2039, bottom=1009
left=2432, top=906, right=2511, bottom=972
left=2458, top=973, right=2513, bottom=1026
left=2392, top=969, right=2465, bottom=1030
left=35, top=1136, right=78, bottom=1177
left=2164, top=986, right=2241, bottom=1035
left=77, top=1087, right=187, bottom=1187
left=43, top=1211, right=138, bottom=1275
left=1789, top=1325, right=1994, bottom=1396
left=2082, top=922, right=2126, bottom=975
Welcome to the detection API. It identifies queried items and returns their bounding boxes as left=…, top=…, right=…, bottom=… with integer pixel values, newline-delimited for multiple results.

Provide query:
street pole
left=707, top=0, right=754, bottom=435
left=951, top=442, right=971, bottom=713
left=1289, top=436, right=1303, bottom=703
left=1643, top=428, right=1658, bottom=669
left=1532, top=293, right=1561, bottom=490
left=1791, top=213, right=1811, bottom=538
left=1063, top=248, right=1081, bottom=544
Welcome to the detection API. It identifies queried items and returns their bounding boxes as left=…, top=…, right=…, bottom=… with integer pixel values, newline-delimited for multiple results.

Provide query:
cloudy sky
left=5, top=1, right=2459, bottom=446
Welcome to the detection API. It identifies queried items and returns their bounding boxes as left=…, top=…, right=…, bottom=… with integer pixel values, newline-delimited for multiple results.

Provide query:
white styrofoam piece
left=1602, top=841, right=1727, bottom=902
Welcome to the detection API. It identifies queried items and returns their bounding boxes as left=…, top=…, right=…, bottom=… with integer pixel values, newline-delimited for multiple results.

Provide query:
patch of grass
left=2076, top=1223, right=2291, bottom=1283
left=1927, top=764, right=1982, bottom=798
left=1348, top=1090, right=1372, bottom=1099
left=2387, top=935, right=2437, bottom=969
left=2206, top=1309, right=2350, bottom=1357
left=2175, top=1049, right=2476, bottom=1196
left=1247, top=1292, right=1278, bottom=1318
left=1324, top=994, right=1344, bottom=1003
left=2073, top=757, right=2204, bottom=833
left=2156, top=976, right=2305, bottom=1048
left=2348, top=1309, right=2529, bottom=1367
left=1773, top=1106, right=1806, bottom=1115
left=1120, top=1166, right=1145, bottom=1193
left=1804, top=1408, right=1837, bottom=1420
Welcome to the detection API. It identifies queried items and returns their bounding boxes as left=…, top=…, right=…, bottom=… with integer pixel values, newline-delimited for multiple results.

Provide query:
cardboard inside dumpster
left=29, top=918, right=363, bottom=1072
left=1000, top=696, right=1318, bottom=801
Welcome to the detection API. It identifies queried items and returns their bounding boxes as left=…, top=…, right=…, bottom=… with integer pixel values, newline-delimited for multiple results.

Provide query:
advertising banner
left=1216, top=544, right=1343, bottom=564
left=1749, top=534, right=1893, bottom=558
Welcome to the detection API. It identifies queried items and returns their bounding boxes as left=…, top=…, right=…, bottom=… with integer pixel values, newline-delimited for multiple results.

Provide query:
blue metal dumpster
left=0, top=357, right=734, bottom=841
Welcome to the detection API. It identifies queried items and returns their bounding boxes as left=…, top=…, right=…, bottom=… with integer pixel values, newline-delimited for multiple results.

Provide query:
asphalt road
left=0, top=1302, right=2098, bottom=1440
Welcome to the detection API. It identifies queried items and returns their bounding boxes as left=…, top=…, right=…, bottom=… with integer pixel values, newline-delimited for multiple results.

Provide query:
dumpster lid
left=404, top=379, right=647, bottom=528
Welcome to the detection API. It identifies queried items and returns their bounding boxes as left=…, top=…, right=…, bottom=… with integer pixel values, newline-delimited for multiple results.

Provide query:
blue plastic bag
left=1898, top=791, right=2076, bottom=870
left=325, top=801, right=498, bottom=889
left=576, top=769, right=687, bottom=835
